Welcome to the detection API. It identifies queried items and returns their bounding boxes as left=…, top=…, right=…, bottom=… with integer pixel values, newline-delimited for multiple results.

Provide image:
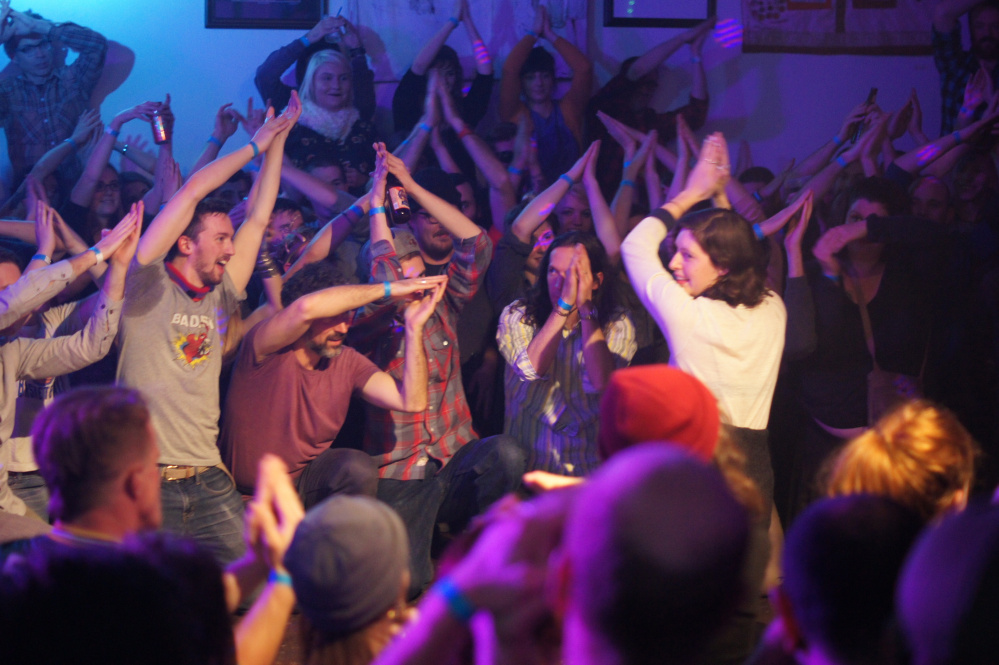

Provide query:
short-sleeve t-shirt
left=116, top=258, right=243, bottom=466
left=220, top=321, right=380, bottom=489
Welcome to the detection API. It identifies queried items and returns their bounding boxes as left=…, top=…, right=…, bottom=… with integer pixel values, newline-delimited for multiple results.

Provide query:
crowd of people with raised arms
left=0, top=0, right=998, bottom=663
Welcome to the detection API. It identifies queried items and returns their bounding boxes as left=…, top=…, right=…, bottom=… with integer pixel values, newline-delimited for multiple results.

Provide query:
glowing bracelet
left=437, top=577, right=475, bottom=622
left=268, top=570, right=293, bottom=587
left=559, top=174, right=575, bottom=187
left=369, top=206, right=387, bottom=216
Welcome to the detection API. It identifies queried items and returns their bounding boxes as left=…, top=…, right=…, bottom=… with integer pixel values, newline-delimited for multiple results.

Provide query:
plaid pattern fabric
left=363, top=232, right=493, bottom=480
left=933, top=26, right=999, bottom=134
left=0, top=23, right=106, bottom=180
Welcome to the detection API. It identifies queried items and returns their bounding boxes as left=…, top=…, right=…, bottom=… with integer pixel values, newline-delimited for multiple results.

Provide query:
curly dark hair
left=281, top=260, right=346, bottom=307
left=518, top=231, right=619, bottom=329
left=675, top=207, right=768, bottom=308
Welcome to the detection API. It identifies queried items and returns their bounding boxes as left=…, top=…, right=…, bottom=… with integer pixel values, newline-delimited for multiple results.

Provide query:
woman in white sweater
left=620, top=133, right=786, bottom=526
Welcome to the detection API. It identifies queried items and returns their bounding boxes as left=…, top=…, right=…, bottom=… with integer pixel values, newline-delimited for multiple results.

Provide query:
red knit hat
left=599, top=365, right=720, bottom=462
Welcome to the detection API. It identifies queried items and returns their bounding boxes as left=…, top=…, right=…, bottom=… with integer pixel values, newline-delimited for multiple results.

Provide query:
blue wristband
left=105, top=126, right=120, bottom=138
left=31, top=253, right=51, bottom=265
left=559, top=174, right=575, bottom=187
left=557, top=297, right=573, bottom=312
left=299, top=35, right=311, bottom=48
left=448, top=16, right=460, bottom=27
left=621, top=179, right=636, bottom=188
left=347, top=204, right=363, bottom=220
left=369, top=206, right=387, bottom=216
left=384, top=281, right=391, bottom=299
left=249, top=141, right=260, bottom=158
left=752, top=223, right=765, bottom=241
left=268, top=570, right=293, bottom=587
left=953, top=131, right=963, bottom=145
left=89, top=246, right=105, bottom=263
left=418, top=122, right=432, bottom=133
left=526, top=29, right=539, bottom=38
left=832, top=135, right=843, bottom=147
left=437, top=577, right=475, bottom=622
left=207, top=136, right=222, bottom=148
left=63, top=137, right=78, bottom=150
left=835, top=155, right=848, bottom=169
left=751, top=190, right=763, bottom=203
left=507, top=165, right=525, bottom=176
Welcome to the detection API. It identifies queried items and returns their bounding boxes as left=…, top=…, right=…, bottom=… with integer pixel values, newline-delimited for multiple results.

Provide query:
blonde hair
left=825, top=400, right=977, bottom=520
left=299, top=49, right=354, bottom=108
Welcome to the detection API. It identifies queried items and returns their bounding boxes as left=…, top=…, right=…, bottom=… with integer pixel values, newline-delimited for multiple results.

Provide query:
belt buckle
left=161, top=464, right=196, bottom=481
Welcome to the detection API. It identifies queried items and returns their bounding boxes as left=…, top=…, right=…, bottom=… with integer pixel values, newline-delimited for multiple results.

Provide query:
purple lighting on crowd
left=714, top=19, right=743, bottom=48
left=917, top=144, right=939, bottom=166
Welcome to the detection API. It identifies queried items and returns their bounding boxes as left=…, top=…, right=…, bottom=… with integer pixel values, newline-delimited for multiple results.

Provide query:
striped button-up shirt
left=497, top=302, right=637, bottom=476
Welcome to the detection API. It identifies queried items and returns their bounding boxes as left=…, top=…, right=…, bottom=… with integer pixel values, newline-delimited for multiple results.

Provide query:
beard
left=308, top=333, right=346, bottom=359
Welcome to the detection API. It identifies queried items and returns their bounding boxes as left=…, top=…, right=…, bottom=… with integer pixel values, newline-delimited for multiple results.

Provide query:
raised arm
left=0, top=202, right=139, bottom=332
left=499, top=27, right=538, bottom=122
left=70, top=101, right=159, bottom=208
left=282, top=197, right=370, bottom=281
left=459, top=0, right=493, bottom=77
left=412, top=0, right=464, bottom=75
left=338, top=17, right=376, bottom=120
left=254, top=16, right=342, bottom=111
left=621, top=133, right=729, bottom=297
left=28, top=110, right=100, bottom=184
left=439, top=80, right=514, bottom=210
left=510, top=144, right=593, bottom=243
left=545, top=13, right=592, bottom=125
left=190, top=102, right=240, bottom=176
left=383, top=150, right=481, bottom=240
left=361, top=280, right=446, bottom=413
left=136, top=98, right=295, bottom=265
left=251, top=276, right=447, bottom=362
left=279, top=158, right=340, bottom=218
left=228, top=94, right=303, bottom=292
left=394, top=70, right=440, bottom=171
left=628, top=17, right=713, bottom=81
left=580, top=141, right=622, bottom=261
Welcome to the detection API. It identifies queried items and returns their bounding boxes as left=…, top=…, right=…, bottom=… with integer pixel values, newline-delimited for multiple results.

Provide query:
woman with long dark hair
left=497, top=231, right=636, bottom=476
left=620, top=133, right=787, bottom=526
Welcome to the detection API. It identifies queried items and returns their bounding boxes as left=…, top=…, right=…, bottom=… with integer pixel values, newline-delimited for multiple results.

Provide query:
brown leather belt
left=159, top=464, right=217, bottom=481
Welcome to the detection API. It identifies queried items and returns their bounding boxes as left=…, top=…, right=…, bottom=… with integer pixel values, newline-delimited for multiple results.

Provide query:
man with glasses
left=0, top=2, right=107, bottom=184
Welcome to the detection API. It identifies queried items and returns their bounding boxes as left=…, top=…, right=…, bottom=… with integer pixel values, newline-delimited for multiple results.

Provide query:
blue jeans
left=159, top=467, right=246, bottom=566
left=8, top=471, right=49, bottom=522
left=377, top=434, right=528, bottom=598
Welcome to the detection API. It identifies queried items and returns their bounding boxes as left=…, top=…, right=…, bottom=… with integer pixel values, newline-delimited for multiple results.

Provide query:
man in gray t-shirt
left=116, top=94, right=302, bottom=564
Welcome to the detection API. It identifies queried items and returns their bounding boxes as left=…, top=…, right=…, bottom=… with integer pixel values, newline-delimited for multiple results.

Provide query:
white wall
left=20, top=0, right=944, bottom=176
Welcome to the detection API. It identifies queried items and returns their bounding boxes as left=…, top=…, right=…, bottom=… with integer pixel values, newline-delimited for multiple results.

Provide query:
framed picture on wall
left=206, top=0, right=326, bottom=29
left=604, top=0, right=717, bottom=27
